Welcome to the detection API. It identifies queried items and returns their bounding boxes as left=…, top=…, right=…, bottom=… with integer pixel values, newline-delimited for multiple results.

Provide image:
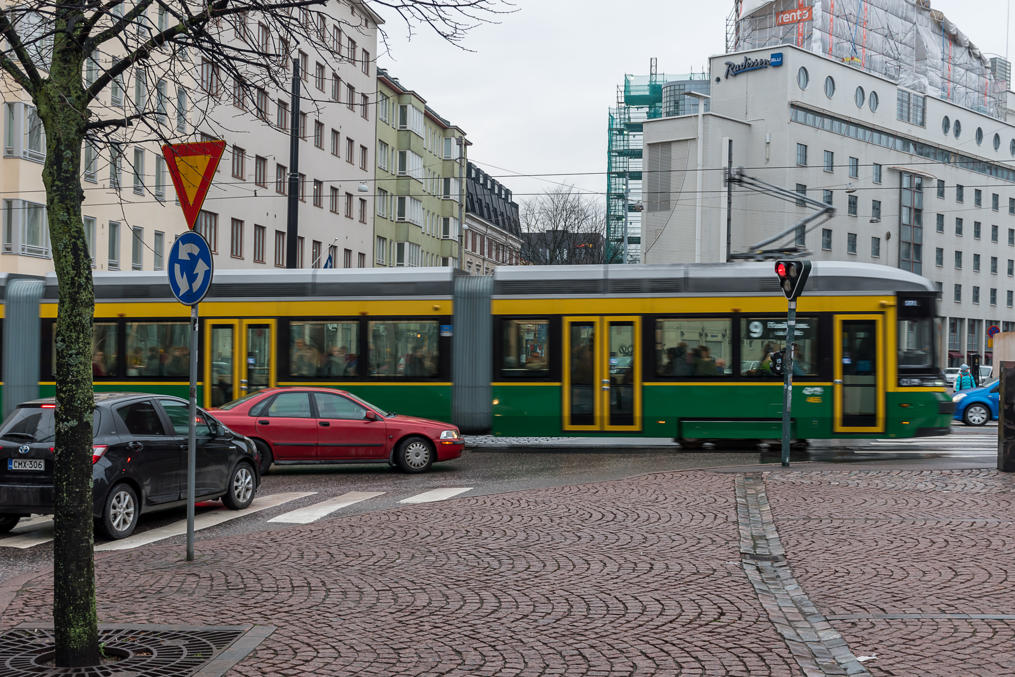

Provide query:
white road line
left=861, top=451, right=993, bottom=457
left=96, top=491, right=315, bottom=552
left=399, top=487, right=472, bottom=504
left=268, top=491, right=384, bottom=524
left=0, top=516, right=56, bottom=550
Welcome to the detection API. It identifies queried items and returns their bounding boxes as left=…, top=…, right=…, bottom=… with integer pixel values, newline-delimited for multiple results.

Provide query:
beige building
left=1, top=0, right=380, bottom=275
left=462, top=162, right=521, bottom=274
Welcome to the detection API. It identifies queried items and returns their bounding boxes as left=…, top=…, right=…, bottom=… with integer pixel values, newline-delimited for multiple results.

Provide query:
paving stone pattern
left=2, top=468, right=1015, bottom=675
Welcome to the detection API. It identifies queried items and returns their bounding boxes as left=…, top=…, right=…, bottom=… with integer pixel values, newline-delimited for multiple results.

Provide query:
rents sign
left=724, top=52, right=783, bottom=79
left=776, top=5, right=813, bottom=25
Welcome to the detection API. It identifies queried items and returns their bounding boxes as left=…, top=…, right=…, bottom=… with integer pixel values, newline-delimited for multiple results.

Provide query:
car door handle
left=258, top=420, right=270, bottom=425
left=319, top=421, right=331, bottom=427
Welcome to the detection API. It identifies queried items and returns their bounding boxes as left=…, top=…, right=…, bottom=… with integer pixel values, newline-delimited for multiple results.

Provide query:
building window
left=991, top=256, right=998, bottom=274
left=1010, top=228, right=1015, bottom=246
left=195, top=211, right=218, bottom=252
left=230, top=218, right=243, bottom=259
left=824, top=75, right=835, bottom=98
left=132, top=147, right=144, bottom=195
left=953, top=284, right=961, bottom=303
left=975, top=189, right=983, bottom=207
left=973, top=286, right=980, bottom=304
left=231, top=146, right=245, bottom=179
left=346, top=84, right=355, bottom=111
left=327, top=245, right=337, bottom=268
left=275, top=164, right=286, bottom=194
left=795, top=183, right=806, bottom=207
left=797, top=66, right=809, bottom=89
left=314, top=62, right=324, bottom=91
left=376, top=236, right=387, bottom=265
left=130, top=226, right=143, bottom=270
left=358, top=198, right=367, bottom=223
left=358, top=252, right=365, bottom=268
left=108, top=220, right=120, bottom=269
left=83, top=142, right=98, bottom=183
left=956, top=184, right=964, bottom=203
left=360, top=145, right=368, bottom=170
left=343, top=248, right=352, bottom=268
left=871, top=236, right=880, bottom=258
left=898, top=172, right=923, bottom=274
left=1009, top=259, right=1014, bottom=277
left=253, top=225, right=265, bottom=264
left=345, top=192, right=353, bottom=218
left=847, top=232, right=857, bottom=254
left=796, top=143, right=807, bottom=166
left=376, top=188, right=389, bottom=217
left=330, top=187, right=340, bottom=213
left=274, top=230, right=285, bottom=267
left=313, top=180, right=323, bottom=208
left=873, top=163, right=882, bottom=184
left=937, top=179, right=945, bottom=198
left=896, top=89, right=925, bottom=126
left=1009, top=290, right=1014, bottom=308
left=346, top=137, right=354, bottom=164
left=361, top=93, right=369, bottom=120
left=154, top=155, right=166, bottom=201
left=848, top=156, right=859, bottom=178
left=298, top=173, right=306, bottom=202
left=361, top=49, right=370, bottom=75
left=314, top=121, right=324, bottom=149
left=954, top=251, right=962, bottom=269
left=311, top=239, right=322, bottom=268
left=956, top=218, right=963, bottom=236
left=255, top=156, right=267, bottom=187
left=936, top=213, right=944, bottom=233
left=331, top=130, right=340, bottom=156
left=993, top=193, right=1000, bottom=211
left=822, top=190, right=833, bottom=206
left=973, top=253, right=981, bottom=272
left=823, top=150, right=833, bottom=172
left=974, top=221, right=982, bottom=240
left=871, top=199, right=881, bottom=221
left=331, top=73, right=340, bottom=102
left=993, top=224, right=1000, bottom=243
left=847, top=194, right=858, bottom=216
left=935, top=247, right=943, bottom=267
left=1010, top=197, right=1015, bottom=215
left=821, top=228, right=832, bottom=251
left=153, top=230, right=163, bottom=270
left=276, top=99, right=289, bottom=130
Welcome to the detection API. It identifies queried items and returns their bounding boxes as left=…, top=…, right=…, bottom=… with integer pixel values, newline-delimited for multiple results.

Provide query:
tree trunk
left=37, top=7, right=100, bottom=666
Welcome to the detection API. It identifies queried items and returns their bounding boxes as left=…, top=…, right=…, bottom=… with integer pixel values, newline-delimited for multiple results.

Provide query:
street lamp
left=684, top=90, right=710, bottom=263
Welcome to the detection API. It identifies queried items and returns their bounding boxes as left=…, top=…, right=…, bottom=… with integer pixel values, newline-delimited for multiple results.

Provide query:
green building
left=374, top=69, right=466, bottom=268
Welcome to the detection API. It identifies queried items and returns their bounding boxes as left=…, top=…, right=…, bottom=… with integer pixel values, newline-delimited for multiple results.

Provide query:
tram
left=0, top=261, right=953, bottom=442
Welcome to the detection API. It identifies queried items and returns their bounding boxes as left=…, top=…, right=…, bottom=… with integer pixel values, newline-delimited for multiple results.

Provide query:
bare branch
left=0, top=6, right=45, bottom=90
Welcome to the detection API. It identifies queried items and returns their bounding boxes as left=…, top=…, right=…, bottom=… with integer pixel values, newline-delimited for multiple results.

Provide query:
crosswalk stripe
left=399, top=487, right=472, bottom=504
left=268, top=491, right=384, bottom=524
left=95, top=491, right=315, bottom=552
left=1, top=516, right=57, bottom=550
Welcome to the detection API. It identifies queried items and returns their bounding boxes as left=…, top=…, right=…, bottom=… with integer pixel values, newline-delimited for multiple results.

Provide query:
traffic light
left=774, top=259, right=812, bottom=300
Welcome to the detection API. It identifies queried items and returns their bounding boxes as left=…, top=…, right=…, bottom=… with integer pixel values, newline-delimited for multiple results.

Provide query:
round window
left=976, top=127, right=984, bottom=145
left=954, top=120, right=962, bottom=138
left=824, top=75, right=835, bottom=99
left=869, top=91, right=879, bottom=112
left=942, top=116, right=951, bottom=135
left=995, top=133, right=1002, bottom=151
left=855, top=86, right=865, bottom=108
left=797, top=67, right=809, bottom=90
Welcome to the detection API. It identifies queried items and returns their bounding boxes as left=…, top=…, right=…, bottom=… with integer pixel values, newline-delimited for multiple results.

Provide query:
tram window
left=368, top=320, right=439, bottom=377
left=289, top=321, right=359, bottom=377
left=741, top=317, right=819, bottom=377
left=656, top=319, right=732, bottom=377
left=72, top=323, right=119, bottom=379
left=898, top=318, right=934, bottom=369
left=124, top=322, right=189, bottom=377
left=501, top=319, right=550, bottom=377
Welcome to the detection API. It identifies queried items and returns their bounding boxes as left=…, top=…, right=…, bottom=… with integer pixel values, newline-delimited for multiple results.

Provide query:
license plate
left=8, top=458, right=44, bottom=471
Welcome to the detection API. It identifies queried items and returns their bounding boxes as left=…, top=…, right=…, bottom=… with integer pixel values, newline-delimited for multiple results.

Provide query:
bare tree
left=520, top=186, right=605, bottom=265
left=0, top=0, right=509, bottom=667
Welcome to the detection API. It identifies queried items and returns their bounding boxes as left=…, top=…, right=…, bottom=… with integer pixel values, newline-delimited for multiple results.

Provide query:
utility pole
left=457, top=136, right=466, bottom=270
left=726, top=138, right=733, bottom=262
left=286, top=58, right=301, bottom=269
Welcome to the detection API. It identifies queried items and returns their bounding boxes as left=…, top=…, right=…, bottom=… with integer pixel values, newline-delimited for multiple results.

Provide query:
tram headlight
left=899, top=377, right=947, bottom=387
left=952, top=392, right=968, bottom=403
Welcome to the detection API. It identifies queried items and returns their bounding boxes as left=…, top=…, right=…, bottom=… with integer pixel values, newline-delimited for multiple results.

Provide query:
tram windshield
left=897, top=317, right=935, bottom=369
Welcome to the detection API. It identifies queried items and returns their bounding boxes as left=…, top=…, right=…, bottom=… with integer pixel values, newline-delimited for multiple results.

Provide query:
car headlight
left=952, top=393, right=968, bottom=403
left=439, top=430, right=460, bottom=440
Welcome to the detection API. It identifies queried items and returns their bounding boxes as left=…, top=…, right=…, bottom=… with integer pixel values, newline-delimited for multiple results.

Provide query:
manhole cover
left=0, top=624, right=272, bottom=676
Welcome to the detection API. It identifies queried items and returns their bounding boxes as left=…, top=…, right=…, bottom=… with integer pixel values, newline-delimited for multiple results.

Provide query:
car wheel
left=963, top=403, right=991, bottom=426
left=101, top=483, right=139, bottom=540
left=0, top=515, right=20, bottom=534
left=222, top=462, right=256, bottom=510
left=396, top=436, right=434, bottom=473
left=254, top=439, right=273, bottom=476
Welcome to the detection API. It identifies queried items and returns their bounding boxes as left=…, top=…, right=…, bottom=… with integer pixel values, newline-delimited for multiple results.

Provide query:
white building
left=644, top=4, right=1015, bottom=368
left=1, top=0, right=380, bottom=275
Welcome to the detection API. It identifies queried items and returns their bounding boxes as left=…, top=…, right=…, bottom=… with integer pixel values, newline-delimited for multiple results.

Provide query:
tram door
left=562, top=316, right=641, bottom=432
left=833, top=315, right=884, bottom=433
left=203, top=319, right=276, bottom=408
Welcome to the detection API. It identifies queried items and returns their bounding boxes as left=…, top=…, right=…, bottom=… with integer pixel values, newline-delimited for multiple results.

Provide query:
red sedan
left=211, top=387, right=464, bottom=474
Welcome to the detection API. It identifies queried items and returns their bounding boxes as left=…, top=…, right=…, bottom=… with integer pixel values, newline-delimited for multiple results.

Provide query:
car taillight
left=92, top=445, right=109, bottom=464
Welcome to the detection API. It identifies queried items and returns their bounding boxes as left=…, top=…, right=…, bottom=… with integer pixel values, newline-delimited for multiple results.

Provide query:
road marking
left=268, top=491, right=384, bottom=524
left=858, top=450, right=993, bottom=457
left=399, top=487, right=472, bottom=504
left=0, top=515, right=56, bottom=550
left=96, top=491, right=314, bottom=552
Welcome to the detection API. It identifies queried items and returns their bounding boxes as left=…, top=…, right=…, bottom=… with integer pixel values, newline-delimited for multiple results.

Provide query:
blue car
left=952, top=380, right=999, bottom=426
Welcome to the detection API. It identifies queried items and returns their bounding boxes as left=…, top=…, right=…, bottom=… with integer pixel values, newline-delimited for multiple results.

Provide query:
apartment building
left=373, top=69, right=465, bottom=268
left=463, top=162, right=521, bottom=274
left=1, top=0, right=380, bottom=275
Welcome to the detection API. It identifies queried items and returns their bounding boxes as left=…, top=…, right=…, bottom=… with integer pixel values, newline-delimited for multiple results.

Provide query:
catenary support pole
left=781, top=299, right=797, bottom=467
left=186, top=304, right=198, bottom=561
left=726, top=138, right=733, bottom=262
left=286, top=58, right=301, bottom=269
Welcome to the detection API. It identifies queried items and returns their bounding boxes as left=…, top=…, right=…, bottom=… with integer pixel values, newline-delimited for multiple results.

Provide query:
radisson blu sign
left=724, top=52, right=783, bottom=79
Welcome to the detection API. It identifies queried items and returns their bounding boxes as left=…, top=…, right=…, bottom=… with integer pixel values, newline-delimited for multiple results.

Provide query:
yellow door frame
left=833, top=314, right=885, bottom=433
left=204, top=320, right=239, bottom=409
left=562, top=316, right=642, bottom=432
left=203, top=319, right=277, bottom=408
left=239, top=318, right=277, bottom=397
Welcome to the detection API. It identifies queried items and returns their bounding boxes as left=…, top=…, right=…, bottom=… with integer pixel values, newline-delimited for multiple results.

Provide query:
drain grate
left=0, top=624, right=272, bottom=677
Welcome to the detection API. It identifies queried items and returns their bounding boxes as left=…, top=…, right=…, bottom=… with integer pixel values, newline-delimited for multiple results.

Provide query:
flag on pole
left=323, top=254, right=333, bottom=269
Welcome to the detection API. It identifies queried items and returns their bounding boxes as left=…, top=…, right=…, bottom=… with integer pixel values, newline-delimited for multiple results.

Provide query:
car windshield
left=218, top=392, right=266, bottom=410
left=0, top=406, right=101, bottom=443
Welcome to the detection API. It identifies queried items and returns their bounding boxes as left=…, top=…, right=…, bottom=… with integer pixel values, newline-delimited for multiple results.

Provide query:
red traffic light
left=775, top=262, right=787, bottom=278
left=774, top=259, right=812, bottom=300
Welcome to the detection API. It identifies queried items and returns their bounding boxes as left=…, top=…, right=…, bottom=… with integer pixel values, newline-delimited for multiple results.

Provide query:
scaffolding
left=606, top=60, right=709, bottom=263
left=727, top=0, right=1005, bottom=118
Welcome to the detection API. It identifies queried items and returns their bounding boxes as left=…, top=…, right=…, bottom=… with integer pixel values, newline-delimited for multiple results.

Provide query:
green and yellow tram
left=0, top=261, right=952, bottom=441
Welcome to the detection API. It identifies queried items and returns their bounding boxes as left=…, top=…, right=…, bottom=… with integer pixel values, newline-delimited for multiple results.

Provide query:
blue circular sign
left=167, top=231, right=214, bottom=306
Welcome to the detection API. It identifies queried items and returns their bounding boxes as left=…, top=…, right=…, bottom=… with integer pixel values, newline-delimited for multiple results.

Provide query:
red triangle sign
left=161, top=140, right=226, bottom=229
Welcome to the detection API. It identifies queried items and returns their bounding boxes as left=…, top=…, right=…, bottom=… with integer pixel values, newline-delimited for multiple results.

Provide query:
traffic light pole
left=781, top=299, right=796, bottom=467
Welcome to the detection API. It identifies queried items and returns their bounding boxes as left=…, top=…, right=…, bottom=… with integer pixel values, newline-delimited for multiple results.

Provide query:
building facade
left=643, top=36, right=1015, bottom=367
left=1, top=0, right=380, bottom=275
left=463, top=162, right=521, bottom=274
left=372, top=69, right=465, bottom=269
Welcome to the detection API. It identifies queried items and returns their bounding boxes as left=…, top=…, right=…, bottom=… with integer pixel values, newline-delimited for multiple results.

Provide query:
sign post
left=774, top=260, right=812, bottom=467
left=162, top=141, right=223, bottom=561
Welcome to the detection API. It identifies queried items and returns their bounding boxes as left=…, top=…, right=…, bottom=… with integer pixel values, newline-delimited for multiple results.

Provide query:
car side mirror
left=364, top=411, right=379, bottom=422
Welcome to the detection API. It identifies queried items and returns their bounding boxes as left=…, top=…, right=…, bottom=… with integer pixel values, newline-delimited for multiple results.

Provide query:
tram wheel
left=679, top=438, right=704, bottom=450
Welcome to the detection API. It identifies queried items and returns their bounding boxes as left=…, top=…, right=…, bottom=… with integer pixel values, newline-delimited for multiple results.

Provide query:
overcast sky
left=375, top=0, right=1014, bottom=205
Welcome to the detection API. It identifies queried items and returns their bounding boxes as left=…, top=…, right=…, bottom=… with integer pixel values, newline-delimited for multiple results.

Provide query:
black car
left=0, top=393, right=260, bottom=539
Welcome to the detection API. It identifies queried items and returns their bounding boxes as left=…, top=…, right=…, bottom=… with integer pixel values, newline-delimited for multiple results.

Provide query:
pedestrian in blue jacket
left=954, top=364, right=976, bottom=393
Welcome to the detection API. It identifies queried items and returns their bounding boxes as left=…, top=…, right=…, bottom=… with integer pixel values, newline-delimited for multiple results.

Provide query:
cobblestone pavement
left=2, top=467, right=1015, bottom=675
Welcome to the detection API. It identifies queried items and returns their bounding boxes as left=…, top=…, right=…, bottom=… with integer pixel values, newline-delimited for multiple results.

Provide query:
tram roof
left=492, top=261, right=936, bottom=296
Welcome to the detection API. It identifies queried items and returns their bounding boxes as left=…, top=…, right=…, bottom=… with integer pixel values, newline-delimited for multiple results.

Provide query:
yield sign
left=161, top=140, right=226, bottom=229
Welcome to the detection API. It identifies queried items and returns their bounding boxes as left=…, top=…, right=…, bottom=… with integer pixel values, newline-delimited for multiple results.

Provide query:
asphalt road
left=0, top=421, right=999, bottom=583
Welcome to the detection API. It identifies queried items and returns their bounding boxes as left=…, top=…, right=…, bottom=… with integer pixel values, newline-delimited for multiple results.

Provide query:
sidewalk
left=3, top=465, right=1015, bottom=675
